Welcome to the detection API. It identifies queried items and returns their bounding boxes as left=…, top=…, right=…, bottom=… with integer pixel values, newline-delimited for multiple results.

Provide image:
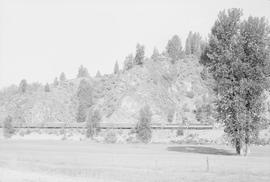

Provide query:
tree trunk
left=235, top=138, right=241, bottom=155
left=243, top=133, right=250, bottom=156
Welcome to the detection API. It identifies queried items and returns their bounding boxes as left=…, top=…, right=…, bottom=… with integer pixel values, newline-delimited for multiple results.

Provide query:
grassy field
left=0, top=140, right=270, bottom=182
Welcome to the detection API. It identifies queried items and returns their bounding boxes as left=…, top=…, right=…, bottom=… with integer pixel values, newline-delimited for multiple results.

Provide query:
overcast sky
left=0, top=0, right=270, bottom=89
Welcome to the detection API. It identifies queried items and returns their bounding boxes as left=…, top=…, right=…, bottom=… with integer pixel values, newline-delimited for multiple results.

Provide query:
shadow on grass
left=167, top=146, right=236, bottom=156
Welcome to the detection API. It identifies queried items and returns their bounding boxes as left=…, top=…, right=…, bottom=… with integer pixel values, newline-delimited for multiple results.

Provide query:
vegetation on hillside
left=0, top=8, right=269, bottom=151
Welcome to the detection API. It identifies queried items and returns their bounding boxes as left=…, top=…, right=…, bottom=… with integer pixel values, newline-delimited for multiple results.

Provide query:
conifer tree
left=123, top=54, right=134, bottom=70
left=19, top=79, right=27, bottom=93
left=136, top=105, right=152, bottom=143
left=114, top=61, right=120, bottom=74
left=134, top=44, right=145, bottom=65
left=166, top=35, right=183, bottom=63
left=77, top=65, right=90, bottom=78
left=59, top=72, right=66, bottom=82
left=76, top=79, right=93, bottom=122
left=96, top=70, right=101, bottom=77
left=44, top=83, right=50, bottom=92
left=53, top=77, right=59, bottom=86
left=86, top=109, right=101, bottom=138
left=151, top=47, right=160, bottom=61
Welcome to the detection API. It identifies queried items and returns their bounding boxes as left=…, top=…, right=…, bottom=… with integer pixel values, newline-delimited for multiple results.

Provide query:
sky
left=0, top=0, right=270, bottom=89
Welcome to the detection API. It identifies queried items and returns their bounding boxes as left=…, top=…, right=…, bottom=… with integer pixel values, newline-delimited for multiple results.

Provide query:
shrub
left=176, top=128, right=184, bottom=136
left=167, top=108, right=175, bottom=123
left=136, top=105, right=152, bottom=143
left=186, top=91, right=194, bottom=99
left=3, top=116, right=15, bottom=138
left=104, top=130, right=117, bottom=143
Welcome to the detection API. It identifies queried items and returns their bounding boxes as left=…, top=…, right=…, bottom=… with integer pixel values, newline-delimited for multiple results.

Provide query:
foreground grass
left=0, top=140, right=270, bottom=182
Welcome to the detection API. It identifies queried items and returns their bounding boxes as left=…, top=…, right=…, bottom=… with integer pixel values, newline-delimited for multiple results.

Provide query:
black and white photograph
left=0, top=0, right=270, bottom=181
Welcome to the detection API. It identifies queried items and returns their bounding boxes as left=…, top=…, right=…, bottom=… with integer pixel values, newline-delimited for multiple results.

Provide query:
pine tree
left=76, top=79, right=93, bottom=123
left=123, top=54, right=134, bottom=70
left=19, top=79, right=27, bottom=93
left=200, top=8, right=270, bottom=155
left=151, top=47, right=159, bottom=61
left=96, top=70, right=101, bottom=77
left=136, top=105, right=152, bottom=143
left=185, top=31, right=203, bottom=56
left=166, top=35, right=183, bottom=63
left=134, top=44, right=145, bottom=65
left=185, top=31, right=192, bottom=55
left=59, top=72, right=66, bottom=82
left=77, top=65, right=90, bottom=78
left=44, top=83, right=50, bottom=92
left=114, top=61, right=119, bottom=74
left=53, top=77, right=59, bottom=86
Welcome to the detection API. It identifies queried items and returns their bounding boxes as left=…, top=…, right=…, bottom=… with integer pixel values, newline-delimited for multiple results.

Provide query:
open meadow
left=1, top=139, right=270, bottom=182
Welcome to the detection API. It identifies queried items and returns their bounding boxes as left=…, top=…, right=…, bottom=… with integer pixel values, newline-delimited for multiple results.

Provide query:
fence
left=0, top=122, right=213, bottom=130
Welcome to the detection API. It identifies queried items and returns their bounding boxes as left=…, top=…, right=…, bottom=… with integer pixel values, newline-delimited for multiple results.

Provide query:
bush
left=104, top=130, right=117, bottom=143
left=167, top=108, right=175, bottom=123
left=176, top=128, right=184, bottom=136
left=186, top=91, right=194, bottom=98
left=3, top=116, right=15, bottom=138
left=136, top=105, right=152, bottom=143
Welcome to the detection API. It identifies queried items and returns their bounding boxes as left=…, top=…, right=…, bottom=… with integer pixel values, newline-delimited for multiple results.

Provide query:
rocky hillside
left=0, top=56, right=216, bottom=126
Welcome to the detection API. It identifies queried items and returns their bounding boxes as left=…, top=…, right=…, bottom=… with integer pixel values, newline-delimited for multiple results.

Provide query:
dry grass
left=0, top=140, right=270, bottom=182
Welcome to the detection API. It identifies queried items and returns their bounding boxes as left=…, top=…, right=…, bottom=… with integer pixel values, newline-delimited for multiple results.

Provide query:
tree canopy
left=201, top=8, right=270, bottom=155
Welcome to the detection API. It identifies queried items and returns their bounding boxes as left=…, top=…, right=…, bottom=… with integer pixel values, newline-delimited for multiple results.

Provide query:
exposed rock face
left=0, top=56, right=215, bottom=125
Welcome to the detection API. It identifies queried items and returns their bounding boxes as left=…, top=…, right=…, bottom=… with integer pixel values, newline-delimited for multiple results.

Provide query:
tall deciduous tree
left=76, top=79, right=93, bottom=123
left=166, top=35, right=183, bottom=63
left=134, top=44, right=145, bottom=65
left=200, top=8, right=270, bottom=155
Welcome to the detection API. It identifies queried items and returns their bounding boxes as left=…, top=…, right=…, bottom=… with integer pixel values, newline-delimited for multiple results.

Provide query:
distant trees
left=114, top=61, right=120, bottom=74
left=96, top=70, right=101, bottom=77
left=151, top=47, right=160, bottom=61
left=134, top=44, right=145, bottom=65
left=19, top=79, right=27, bottom=93
left=166, top=35, right=183, bottom=63
left=77, top=65, right=90, bottom=78
left=200, top=8, right=270, bottom=155
left=44, top=83, right=50, bottom=92
left=136, top=105, right=152, bottom=143
left=123, top=54, right=134, bottom=70
left=86, top=109, right=101, bottom=138
left=76, top=79, right=93, bottom=123
left=3, top=115, right=15, bottom=138
left=53, top=77, right=59, bottom=86
left=59, top=72, right=66, bottom=82
left=185, top=31, right=204, bottom=56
